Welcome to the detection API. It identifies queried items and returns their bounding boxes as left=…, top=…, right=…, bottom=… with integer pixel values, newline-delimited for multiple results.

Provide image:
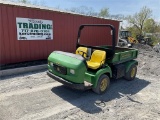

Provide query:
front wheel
left=92, top=74, right=110, bottom=94
left=124, top=65, right=137, bottom=81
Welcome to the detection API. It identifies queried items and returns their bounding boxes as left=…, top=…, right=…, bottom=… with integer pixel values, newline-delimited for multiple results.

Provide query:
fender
left=92, top=65, right=112, bottom=88
left=124, top=60, right=138, bottom=73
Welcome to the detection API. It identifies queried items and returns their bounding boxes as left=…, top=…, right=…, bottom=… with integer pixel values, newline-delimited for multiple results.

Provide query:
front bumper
left=47, top=71, right=91, bottom=90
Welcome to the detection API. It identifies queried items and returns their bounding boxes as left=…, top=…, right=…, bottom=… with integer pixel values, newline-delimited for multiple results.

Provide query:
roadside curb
left=0, top=64, right=47, bottom=77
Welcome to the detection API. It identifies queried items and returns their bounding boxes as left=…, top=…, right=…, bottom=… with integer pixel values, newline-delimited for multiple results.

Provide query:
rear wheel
left=124, top=64, right=137, bottom=81
left=92, top=74, right=110, bottom=94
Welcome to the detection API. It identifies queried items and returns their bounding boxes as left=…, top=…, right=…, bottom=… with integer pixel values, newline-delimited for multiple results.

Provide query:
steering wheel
left=77, top=50, right=87, bottom=58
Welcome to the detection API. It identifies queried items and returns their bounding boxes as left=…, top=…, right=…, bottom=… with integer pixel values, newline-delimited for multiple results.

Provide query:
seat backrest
left=76, top=47, right=88, bottom=58
left=90, top=50, right=106, bottom=64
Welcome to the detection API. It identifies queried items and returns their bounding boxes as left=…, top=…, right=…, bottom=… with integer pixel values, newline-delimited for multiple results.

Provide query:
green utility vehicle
left=47, top=24, right=138, bottom=94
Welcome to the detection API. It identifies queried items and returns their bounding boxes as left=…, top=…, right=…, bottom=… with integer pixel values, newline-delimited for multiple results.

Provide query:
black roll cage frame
left=76, top=24, right=116, bottom=59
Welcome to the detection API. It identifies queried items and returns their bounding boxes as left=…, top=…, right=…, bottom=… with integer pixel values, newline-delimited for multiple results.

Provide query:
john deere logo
left=121, top=53, right=131, bottom=59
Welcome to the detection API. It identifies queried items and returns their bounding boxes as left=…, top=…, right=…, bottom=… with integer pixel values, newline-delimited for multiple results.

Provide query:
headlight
left=70, top=69, right=75, bottom=74
left=48, top=61, right=54, bottom=66
left=50, top=62, right=54, bottom=66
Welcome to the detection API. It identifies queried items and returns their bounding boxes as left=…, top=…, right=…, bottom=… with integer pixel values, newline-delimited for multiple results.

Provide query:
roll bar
left=76, top=24, right=116, bottom=52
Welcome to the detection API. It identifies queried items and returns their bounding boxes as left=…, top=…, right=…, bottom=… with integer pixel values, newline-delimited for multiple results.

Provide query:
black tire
left=92, top=74, right=110, bottom=94
left=124, top=64, right=137, bottom=81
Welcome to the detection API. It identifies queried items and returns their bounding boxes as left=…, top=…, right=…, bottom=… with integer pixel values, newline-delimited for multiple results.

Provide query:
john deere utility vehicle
left=47, top=24, right=138, bottom=94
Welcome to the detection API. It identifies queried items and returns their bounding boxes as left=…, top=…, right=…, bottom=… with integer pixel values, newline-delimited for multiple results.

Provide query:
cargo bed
left=99, top=46, right=138, bottom=65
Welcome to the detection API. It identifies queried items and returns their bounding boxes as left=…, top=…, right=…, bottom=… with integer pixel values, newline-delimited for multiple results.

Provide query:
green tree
left=17, top=0, right=30, bottom=4
left=156, top=22, right=160, bottom=32
left=143, top=18, right=157, bottom=33
left=12, top=0, right=46, bottom=6
left=98, top=7, right=109, bottom=18
left=126, top=26, right=139, bottom=38
left=126, top=6, right=152, bottom=35
left=110, top=14, right=124, bottom=20
left=66, top=6, right=98, bottom=16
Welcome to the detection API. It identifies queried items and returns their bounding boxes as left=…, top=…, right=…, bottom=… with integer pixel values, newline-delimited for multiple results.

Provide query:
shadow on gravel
left=51, top=77, right=150, bottom=114
left=0, top=70, right=46, bottom=80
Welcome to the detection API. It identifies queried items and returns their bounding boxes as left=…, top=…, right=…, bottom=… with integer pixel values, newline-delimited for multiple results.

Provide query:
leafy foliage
left=66, top=6, right=124, bottom=21
left=126, top=6, right=152, bottom=35
left=17, top=0, right=30, bottom=4
left=12, top=0, right=46, bottom=6
left=66, top=6, right=98, bottom=16
left=98, top=7, right=109, bottom=17
left=144, top=18, right=158, bottom=33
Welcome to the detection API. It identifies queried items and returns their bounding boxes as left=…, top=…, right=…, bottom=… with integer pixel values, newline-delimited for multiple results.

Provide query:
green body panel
left=84, top=65, right=112, bottom=88
left=123, top=60, right=138, bottom=73
left=99, top=46, right=138, bottom=64
left=48, top=52, right=87, bottom=83
left=107, top=48, right=138, bottom=64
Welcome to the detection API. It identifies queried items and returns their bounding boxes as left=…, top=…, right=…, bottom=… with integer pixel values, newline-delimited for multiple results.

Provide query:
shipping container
left=0, top=1, right=120, bottom=65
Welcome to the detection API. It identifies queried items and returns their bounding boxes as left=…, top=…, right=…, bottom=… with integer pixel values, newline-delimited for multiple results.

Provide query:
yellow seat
left=87, top=50, right=106, bottom=69
left=76, top=47, right=88, bottom=58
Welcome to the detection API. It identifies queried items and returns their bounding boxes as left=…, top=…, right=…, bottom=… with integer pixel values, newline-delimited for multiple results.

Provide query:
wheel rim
left=131, top=67, right=136, bottom=78
left=100, top=78, right=107, bottom=92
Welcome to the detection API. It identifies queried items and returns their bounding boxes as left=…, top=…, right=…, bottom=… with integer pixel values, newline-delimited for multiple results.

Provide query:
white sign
left=16, top=17, right=53, bottom=40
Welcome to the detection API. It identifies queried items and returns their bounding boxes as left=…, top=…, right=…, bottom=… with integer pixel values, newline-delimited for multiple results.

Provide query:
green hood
left=48, top=51, right=87, bottom=83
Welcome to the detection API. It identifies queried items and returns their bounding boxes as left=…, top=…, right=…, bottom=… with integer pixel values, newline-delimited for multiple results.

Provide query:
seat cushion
left=87, top=61, right=101, bottom=70
left=90, top=50, right=106, bottom=64
left=87, top=50, right=106, bottom=69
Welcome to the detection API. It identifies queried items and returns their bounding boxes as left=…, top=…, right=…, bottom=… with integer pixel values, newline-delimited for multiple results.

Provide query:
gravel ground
left=133, top=44, right=160, bottom=76
left=0, top=44, right=160, bottom=120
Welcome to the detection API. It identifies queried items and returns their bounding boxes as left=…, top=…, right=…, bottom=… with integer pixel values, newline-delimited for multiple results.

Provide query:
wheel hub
left=131, top=67, right=136, bottom=78
left=100, top=78, right=107, bottom=92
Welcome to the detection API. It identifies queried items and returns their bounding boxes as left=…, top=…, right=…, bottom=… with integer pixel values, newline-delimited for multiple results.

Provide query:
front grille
left=53, top=64, right=67, bottom=75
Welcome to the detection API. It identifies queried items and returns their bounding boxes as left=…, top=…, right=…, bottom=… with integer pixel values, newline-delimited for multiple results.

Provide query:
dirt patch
left=133, top=44, right=160, bottom=77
